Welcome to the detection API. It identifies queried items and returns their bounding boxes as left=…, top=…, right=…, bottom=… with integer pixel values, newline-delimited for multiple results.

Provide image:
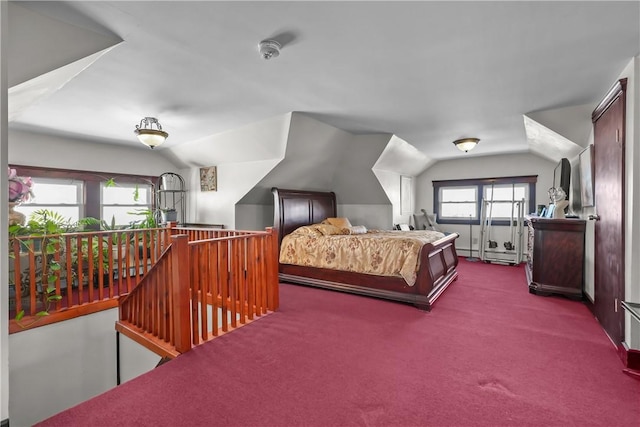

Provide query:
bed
left=272, top=188, right=459, bottom=310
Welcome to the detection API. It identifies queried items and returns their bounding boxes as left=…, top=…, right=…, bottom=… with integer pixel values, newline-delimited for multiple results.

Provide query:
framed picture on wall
left=400, top=175, right=412, bottom=215
left=200, top=166, right=217, bottom=192
left=579, top=145, right=594, bottom=207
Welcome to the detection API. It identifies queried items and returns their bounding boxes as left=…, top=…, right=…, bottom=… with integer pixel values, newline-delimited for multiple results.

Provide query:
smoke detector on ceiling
left=258, top=39, right=281, bottom=60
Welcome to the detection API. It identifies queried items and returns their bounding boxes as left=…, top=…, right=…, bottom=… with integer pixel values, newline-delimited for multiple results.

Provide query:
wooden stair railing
left=116, top=228, right=279, bottom=359
left=8, top=227, right=173, bottom=333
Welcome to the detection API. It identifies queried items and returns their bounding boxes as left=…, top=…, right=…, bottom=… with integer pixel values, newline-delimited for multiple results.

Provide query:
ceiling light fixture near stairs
left=135, top=117, right=168, bottom=149
left=258, top=39, right=281, bottom=60
left=453, top=137, right=480, bottom=153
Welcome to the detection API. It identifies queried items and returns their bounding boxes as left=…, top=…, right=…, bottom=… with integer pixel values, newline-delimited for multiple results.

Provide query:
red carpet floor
left=38, top=258, right=640, bottom=426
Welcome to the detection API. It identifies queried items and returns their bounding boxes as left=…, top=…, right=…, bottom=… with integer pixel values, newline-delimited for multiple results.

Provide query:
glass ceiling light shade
left=453, top=137, right=480, bottom=153
left=135, top=117, right=168, bottom=149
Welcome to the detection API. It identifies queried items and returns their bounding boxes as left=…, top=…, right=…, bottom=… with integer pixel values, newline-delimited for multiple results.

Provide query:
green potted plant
left=9, top=209, right=70, bottom=327
left=160, top=207, right=177, bottom=223
left=73, top=216, right=122, bottom=288
left=127, top=208, right=158, bottom=259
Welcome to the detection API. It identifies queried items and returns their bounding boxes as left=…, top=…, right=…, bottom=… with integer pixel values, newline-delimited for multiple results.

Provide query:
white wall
left=417, top=153, right=555, bottom=257
left=339, top=204, right=392, bottom=230
left=170, top=114, right=290, bottom=229
left=620, top=56, right=640, bottom=349
left=235, top=204, right=274, bottom=231
left=232, top=114, right=393, bottom=231
left=373, top=135, right=437, bottom=227
left=373, top=168, right=413, bottom=227
left=8, top=309, right=159, bottom=427
left=187, top=158, right=281, bottom=228
left=8, top=129, right=180, bottom=176
left=119, top=334, right=162, bottom=385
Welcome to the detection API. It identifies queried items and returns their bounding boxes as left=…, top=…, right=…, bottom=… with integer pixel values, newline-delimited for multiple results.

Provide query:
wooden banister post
left=265, top=227, right=279, bottom=311
left=171, top=234, right=191, bottom=353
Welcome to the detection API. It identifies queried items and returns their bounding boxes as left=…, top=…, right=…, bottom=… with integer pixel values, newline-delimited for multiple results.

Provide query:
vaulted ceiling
left=7, top=1, right=640, bottom=161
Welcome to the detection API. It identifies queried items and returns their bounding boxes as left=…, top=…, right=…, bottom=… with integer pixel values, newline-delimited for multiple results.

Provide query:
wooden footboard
left=414, top=232, right=459, bottom=310
left=279, top=233, right=459, bottom=311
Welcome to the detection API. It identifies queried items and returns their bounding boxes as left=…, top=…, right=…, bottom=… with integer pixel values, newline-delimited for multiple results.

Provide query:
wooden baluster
left=267, top=227, right=279, bottom=311
left=106, top=233, right=114, bottom=299
left=53, top=239, right=62, bottom=309
left=116, top=232, right=123, bottom=297
left=190, top=244, right=200, bottom=346
left=167, top=248, right=175, bottom=346
left=229, top=239, right=238, bottom=329
left=255, top=237, right=264, bottom=316
left=246, top=237, right=256, bottom=320
left=199, top=243, right=208, bottom=342
left=237, top=238, right=246, bottom=324
left=12, top=239, right=23, bottom=318
left=210, top=240, right=219, bottom=337
left=220, top=239, right=229, bottom=333
left=159, top=267, right=165, bottom=338
left=28, top=244, right=36, bottom=316
left=96, top=234, right=104, bottom=301
left=87, top=234, right=94, bottom=303
left=125, top=233, right=132, bottom=293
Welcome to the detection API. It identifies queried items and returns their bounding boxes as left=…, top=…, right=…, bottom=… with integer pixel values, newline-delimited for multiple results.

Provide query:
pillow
left=323, top=217, right=353, bottom=229
left=291, top=225, right=323, bottom=237
left=347, top=225, right=368, bottom=235
left=313, top=223, right=349, bottom=236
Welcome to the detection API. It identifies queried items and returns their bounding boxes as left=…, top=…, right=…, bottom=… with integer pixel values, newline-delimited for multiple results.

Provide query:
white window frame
left=100, top=182, right=153, bottom=227
left=17, top=177, right=84, bottom=222
left=438, top=185, right=479, bottom=221
left=433, top=176, right=537, bottom=225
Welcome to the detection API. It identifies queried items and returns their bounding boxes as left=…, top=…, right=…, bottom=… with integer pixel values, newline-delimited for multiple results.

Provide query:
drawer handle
left=588, top=214, right=600, bottom=221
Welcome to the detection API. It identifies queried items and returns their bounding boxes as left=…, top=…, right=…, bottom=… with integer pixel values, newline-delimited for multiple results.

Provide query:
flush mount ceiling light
left=258, top=39, right=281, bottom=60
left=453, top=137, right=480, bottom=153
left=135, top=117, right=168, bottom=149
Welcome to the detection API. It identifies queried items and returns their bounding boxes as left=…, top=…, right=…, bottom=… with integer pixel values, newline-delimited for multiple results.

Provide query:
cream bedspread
left=279, top=227, right=445, bottom=286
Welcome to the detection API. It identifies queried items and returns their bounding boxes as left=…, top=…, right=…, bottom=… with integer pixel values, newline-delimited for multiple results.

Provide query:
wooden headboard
left=272, top=188, right=337, bottom=245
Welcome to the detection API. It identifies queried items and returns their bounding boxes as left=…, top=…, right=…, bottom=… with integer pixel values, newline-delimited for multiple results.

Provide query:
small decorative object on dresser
left=525, top=215, right=586, bottom=299
left=549, top=187, right=569, bottom=219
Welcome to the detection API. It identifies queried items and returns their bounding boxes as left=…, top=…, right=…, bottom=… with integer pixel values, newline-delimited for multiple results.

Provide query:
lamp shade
left=135, top=117, right=168, bottom=149
left=453, top=137, right=480, bottom=153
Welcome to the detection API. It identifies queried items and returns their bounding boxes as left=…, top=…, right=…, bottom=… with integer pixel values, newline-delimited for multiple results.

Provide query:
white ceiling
left=8, top=1, right=640, bottom=160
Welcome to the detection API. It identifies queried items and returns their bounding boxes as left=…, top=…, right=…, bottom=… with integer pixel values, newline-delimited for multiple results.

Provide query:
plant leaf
left=15, top=310, right=25, bottom=321
left=36, top=311, right=50, bottom=317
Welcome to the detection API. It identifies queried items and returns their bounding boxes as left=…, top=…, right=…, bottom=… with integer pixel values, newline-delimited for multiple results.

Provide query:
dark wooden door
left=592, top=79, right=626, bottom=345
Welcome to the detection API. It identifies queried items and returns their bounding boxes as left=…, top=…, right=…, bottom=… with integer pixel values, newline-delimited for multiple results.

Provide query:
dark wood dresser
left=525, top=216, right=586, bottom=299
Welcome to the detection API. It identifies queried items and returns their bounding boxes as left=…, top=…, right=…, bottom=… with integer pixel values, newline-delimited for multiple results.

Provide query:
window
left=102, top=182, right=153, bottom=226
left=433, top=176, right=536, bottom=225
left=10, top=165, right=158, bottom=226
left=439, top=186, right=478, bottom=220
left=17, top=178, right=84, bottom=223
left=484, top=183, right=529, bottom=221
